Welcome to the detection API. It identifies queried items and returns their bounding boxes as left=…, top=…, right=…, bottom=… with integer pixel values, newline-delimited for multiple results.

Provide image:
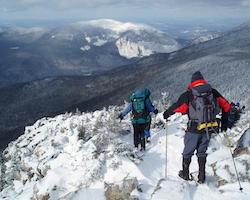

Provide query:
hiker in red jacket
left=163, top=71, right=231, bottom=183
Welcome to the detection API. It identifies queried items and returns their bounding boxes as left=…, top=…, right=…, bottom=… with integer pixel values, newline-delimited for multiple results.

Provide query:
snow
left=80, top=45, right=91, bottom=51
left=85, top=36, right=91, bottom=43
left=116, top=38, right=153, bottom=59
left=1, top=107, right=249, bottom=200
left=77, top=19, right=157, bottom=34
left=241, top=129, right=250, bottom=147
left=3, top=19, right=180, bottom=59
left=115, top=33, right=180, bottom=59
left=74, top=19, right=181, bottom=58
left=93, top=37, right=107, bottom=46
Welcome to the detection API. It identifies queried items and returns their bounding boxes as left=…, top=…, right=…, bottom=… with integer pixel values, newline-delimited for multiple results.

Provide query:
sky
left=0, top=0, right=250, bottom=26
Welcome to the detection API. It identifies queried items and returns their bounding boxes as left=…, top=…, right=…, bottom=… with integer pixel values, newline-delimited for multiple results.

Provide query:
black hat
left=191, top=71, right=204, bottom=82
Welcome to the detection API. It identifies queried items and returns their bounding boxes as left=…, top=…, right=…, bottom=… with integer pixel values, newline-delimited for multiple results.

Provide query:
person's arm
left=145, top=98, right=157, bottom=113
left=212, top=88, right=231, bottom=112
left=212, top=88, right=231, bottom=131
left=163, top=91, right=190, bottom=119
left=120, top=103, right=132, bottom=117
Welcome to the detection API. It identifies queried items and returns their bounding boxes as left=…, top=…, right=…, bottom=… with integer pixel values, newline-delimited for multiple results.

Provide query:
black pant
left=144, top=118, right=151, bottom=138
left=133, top=123, right=147, bottom=150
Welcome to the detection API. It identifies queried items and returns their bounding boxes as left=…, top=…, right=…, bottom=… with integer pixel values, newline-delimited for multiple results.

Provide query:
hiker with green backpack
left=118, top=89, right=158, bottom=152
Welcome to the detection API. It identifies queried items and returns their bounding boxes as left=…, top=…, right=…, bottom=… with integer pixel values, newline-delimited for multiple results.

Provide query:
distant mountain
left=175, top=27, right=221, bottom=46
left=0, top=19, right=180, bottom=87
left=80, top=19, right=181, bottom=58
left=190, top=32, right=220, bottom=45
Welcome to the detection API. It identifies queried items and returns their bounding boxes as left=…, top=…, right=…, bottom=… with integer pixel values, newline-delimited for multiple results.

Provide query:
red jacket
left=165, top=79, right=231, bottom=116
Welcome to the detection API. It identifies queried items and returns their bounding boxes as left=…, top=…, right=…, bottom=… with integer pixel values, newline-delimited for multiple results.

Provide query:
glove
left=118, top=114, right=124, bottom=121
left=153, top=109, right=158, bottom=115
left=163, top=111, right=169, bottom=120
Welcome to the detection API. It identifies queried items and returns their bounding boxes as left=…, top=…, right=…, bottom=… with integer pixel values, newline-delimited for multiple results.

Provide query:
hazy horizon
left=1, top=0, right=250, bottom=29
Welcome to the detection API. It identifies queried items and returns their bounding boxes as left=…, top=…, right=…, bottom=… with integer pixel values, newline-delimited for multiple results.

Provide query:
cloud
left=241, top=0, right=250, bottom=6
left=1, top=0, right=250, bottom=21
left=1, top=0, right=129, bottom=10
left=1, top=0, right=249, bottom=11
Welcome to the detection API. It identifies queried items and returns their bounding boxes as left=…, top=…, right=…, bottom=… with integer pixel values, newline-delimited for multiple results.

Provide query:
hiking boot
left=178, top=170, right=190, bottom=180
left=198, top=156, right=206, bottom=184
left=140, top=147, right=145, bottom=151
left=179, top=157, right=191, bottom=180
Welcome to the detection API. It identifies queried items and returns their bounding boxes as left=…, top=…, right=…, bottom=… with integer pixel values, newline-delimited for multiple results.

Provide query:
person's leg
left=182, top=132, right=200, bottom=158
left=197, top=156, right=206, bottom=183
left=139, top=124, right=146, bottom=151
left=179, top=157, right=192, bottom=180
left=133, top=124, right=140, bottom=148
left=221, top=111, right=228, bottom=132
left=179, top=132, right=199, bottom=180
left=144, top=121, right=151, bottom=143
left=196, top=133, right=210, bottom=183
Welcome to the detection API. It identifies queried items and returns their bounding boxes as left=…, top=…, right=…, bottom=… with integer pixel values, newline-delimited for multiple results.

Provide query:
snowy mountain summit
left=80, top=19, right=150, bottom=33
left=75, top=19, right=181, bottom=58
left=0, top=106, right=250, bottom=200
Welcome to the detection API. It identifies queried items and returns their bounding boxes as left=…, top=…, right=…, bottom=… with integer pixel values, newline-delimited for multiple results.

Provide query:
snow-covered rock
left=0, top=107, right=142, bottom=199
left=105, top=177, right=138, bottom=200
left=1, top=106, right=250, bottom=200
left=234, top=127, right=250, bottom=156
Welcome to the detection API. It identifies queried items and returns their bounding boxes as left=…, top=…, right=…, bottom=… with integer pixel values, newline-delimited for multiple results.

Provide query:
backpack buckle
left=197, top=122, right=219, bottom=131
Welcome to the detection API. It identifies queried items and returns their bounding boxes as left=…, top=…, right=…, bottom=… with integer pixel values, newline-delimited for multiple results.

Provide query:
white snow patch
left=93, top=37, right=107, bottom=46
left=85, top=36, right=91, bottom=43
left=80, top=45, right=91, bottom=51
left=116, top=38, right=153, bottom=58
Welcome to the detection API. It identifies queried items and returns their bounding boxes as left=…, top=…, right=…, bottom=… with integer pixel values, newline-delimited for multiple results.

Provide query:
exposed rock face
left=234, top=128, right=250, bottom=157
left=105, top=177, right=139, bottom=200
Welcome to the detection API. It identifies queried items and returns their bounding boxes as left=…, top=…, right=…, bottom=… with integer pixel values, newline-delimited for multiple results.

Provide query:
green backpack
left=130, top=89, right=150, bottom=124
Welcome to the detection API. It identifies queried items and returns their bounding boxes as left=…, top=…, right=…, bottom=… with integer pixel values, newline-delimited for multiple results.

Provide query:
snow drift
left=0, top=104, right=250, bottom=200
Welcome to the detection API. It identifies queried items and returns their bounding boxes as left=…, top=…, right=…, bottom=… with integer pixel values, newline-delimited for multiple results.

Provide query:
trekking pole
left=165, top=120, right=168, bottom=179
left=217, top=131, right=243, bottom=192
left=228, top=143, right=243, bottom=192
